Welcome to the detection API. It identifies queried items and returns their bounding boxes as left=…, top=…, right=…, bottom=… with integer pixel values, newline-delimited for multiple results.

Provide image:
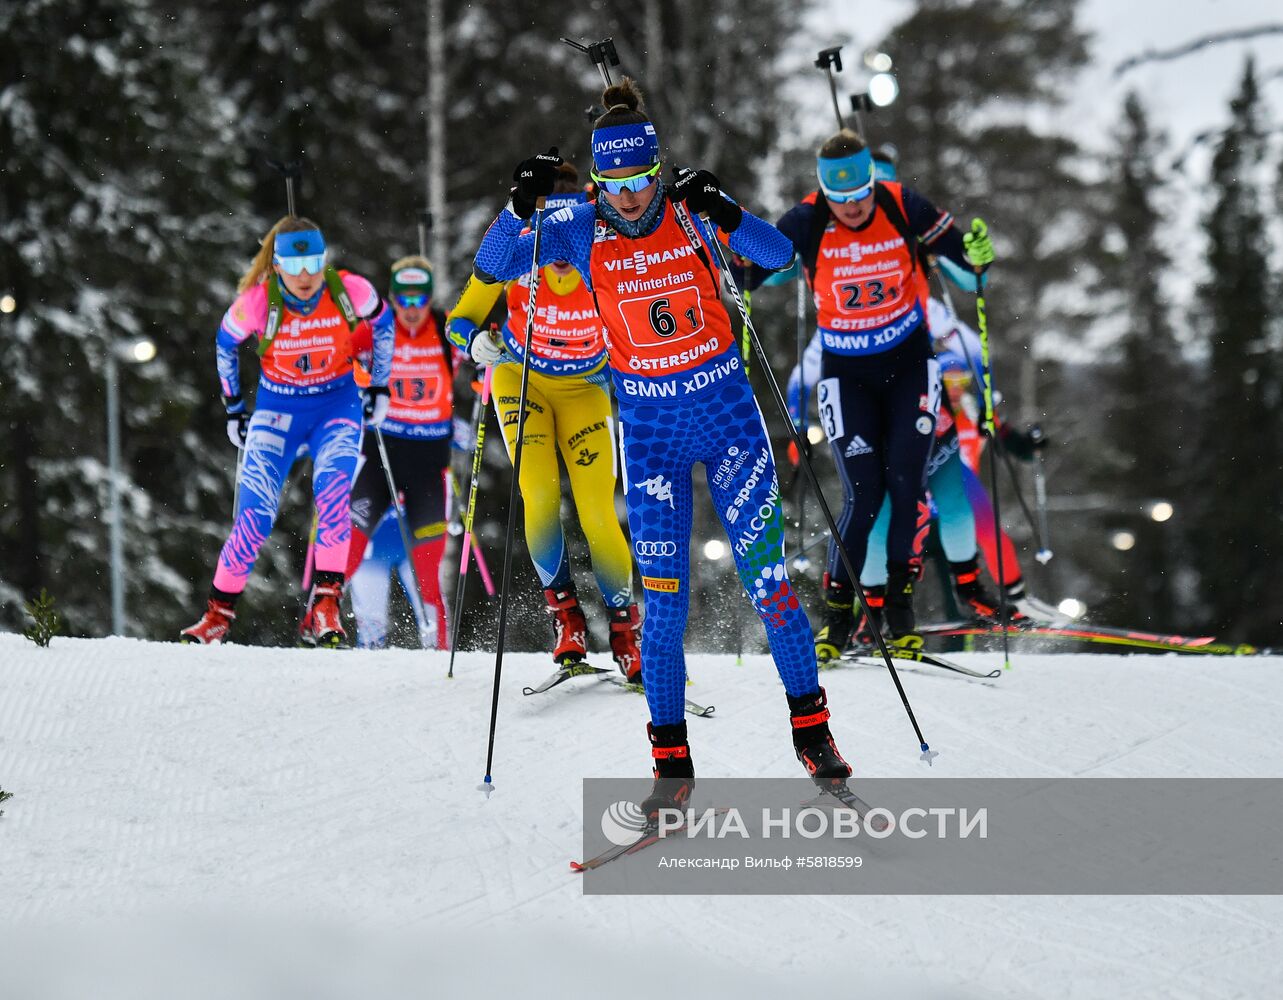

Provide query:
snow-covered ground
left=2, top=633, right=1281, bottom=999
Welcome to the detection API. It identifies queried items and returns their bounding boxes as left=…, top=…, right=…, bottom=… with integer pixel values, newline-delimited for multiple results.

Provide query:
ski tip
left=569, top=860, right=586, bottom=873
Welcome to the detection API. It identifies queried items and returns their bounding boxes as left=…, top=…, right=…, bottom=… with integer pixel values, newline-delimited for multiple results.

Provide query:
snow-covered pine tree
left=1192, top=58, right=1282, bottom=641
left=865, top=0, right=1094, bottom=403
left=0, top=0, right=253, bottom=637
left=1084, top=93, right=1195, bottom=627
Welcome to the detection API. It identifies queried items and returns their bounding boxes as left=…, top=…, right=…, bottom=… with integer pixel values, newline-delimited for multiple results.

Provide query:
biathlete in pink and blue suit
left=181, top=217, right=394, bottom=647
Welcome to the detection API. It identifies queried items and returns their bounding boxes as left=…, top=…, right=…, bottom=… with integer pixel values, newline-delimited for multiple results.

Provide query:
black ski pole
left=814, top=47, right=847, bottom=132
left=481, top=192, right=549, bottom=793
left=1029, top=425, right=1053, bottom=564
left=674, top=198, right=935, bottom=762
left=448, top=363, right=494, bottom=679
left=791, top=274, right=812, bottom=574
left=266, top=156, right=304, bottom=217
left=734, top=290, right=752, bottom=665
left=933, top=264, right=1046, bottom=557
left=965, top=219, right=1012, bottom=670
left=997, top=438, right=1044, bottom=551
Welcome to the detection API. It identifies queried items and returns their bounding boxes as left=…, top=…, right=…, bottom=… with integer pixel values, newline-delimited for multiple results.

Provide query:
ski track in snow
left=1, top=634, right=1281, bottom=999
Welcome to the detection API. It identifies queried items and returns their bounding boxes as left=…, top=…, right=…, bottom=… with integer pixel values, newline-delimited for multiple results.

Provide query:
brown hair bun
left=601, top=77, right=644, bottom=114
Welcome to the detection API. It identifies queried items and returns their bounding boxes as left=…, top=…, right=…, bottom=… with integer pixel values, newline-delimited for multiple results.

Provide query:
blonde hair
left=390, top=254, right=433, bottom=274
left=238, top=216, right=323, bottom=293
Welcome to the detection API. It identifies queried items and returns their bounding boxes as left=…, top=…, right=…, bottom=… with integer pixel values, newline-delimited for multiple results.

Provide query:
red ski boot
left=608, top=604, right=643, bottom=684
left=544, top=585, right=588, bottom=665
left=180, top=596, right=236, bottom=645
left=306, top=572, right=346, bottom=648
left=951, top=559, right=1027, bottom=624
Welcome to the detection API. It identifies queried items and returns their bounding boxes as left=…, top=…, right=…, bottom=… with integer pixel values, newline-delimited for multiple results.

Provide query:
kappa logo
left=844, top=435, right=873, bottom=457
left=636, top=474, right=676, bottom=509
left=574, top=447, right=599, bottom=467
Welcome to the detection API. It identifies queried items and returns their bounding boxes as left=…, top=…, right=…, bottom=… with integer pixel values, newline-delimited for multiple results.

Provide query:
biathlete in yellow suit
left=447, top=163, right=641, bottom=681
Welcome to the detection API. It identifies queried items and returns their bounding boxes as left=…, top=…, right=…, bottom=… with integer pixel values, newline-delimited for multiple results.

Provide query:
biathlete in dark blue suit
left=474, top=78, right=854, bottom=815
left=748, top=129, right=991, bottom=659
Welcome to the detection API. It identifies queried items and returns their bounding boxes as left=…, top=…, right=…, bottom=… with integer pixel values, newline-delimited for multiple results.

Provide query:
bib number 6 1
left=649, top=297, right=698, bottom=339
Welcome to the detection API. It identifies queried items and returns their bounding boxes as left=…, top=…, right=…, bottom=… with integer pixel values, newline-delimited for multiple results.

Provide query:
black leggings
left=818, top=329, right=940, bottom=585
left=350, top=432, right=451, bottom=540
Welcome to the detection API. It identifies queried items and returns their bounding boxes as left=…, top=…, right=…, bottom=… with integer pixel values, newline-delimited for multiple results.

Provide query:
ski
left=521, top=661, right=610, bottom=697
left=572, top=807, right=729, bottom=873
left=832, top=644, right=1001, bottom=679
left=571, top=820, right=665, bottom=872
left=917, top=621, right=1263, bottom=656
left=522, top=663, right=715, bottom=717
left=804, top=781, right=889, bottom=832
left=601, top=674, right=716, bottom=718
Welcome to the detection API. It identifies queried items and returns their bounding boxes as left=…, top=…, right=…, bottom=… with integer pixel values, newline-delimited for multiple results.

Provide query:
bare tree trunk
left=1020, top=348, right=1038, bottom=424
left=644, top=0, right=663, bottom=91
left=426, top=0, right=448, bottom=293
left=698, top=0, right=723, bottom=170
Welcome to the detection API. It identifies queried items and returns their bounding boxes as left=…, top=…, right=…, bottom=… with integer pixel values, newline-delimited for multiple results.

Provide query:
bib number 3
left=817, top=378, right=844, bottom=441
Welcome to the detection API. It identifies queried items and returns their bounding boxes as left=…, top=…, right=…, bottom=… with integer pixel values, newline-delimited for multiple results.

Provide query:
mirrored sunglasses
left=275, top=253, right=326, bottom=276
left=590, top=163, right=662, bottom=195
left=821, top=179, right=875, bottom=204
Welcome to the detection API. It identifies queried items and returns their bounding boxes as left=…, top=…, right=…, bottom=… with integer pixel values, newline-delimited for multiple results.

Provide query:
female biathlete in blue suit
left=749, top=130, right=991, bottom=659
left=474, top=79, right=853, bottom=813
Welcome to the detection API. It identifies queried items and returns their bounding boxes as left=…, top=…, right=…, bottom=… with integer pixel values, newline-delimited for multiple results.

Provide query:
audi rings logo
left=635, top=540, right=678, bottom=558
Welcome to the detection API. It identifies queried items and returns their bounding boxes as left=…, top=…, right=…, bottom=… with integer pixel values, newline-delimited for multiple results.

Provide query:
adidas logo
left=844, top=436, right=873, bottom=458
